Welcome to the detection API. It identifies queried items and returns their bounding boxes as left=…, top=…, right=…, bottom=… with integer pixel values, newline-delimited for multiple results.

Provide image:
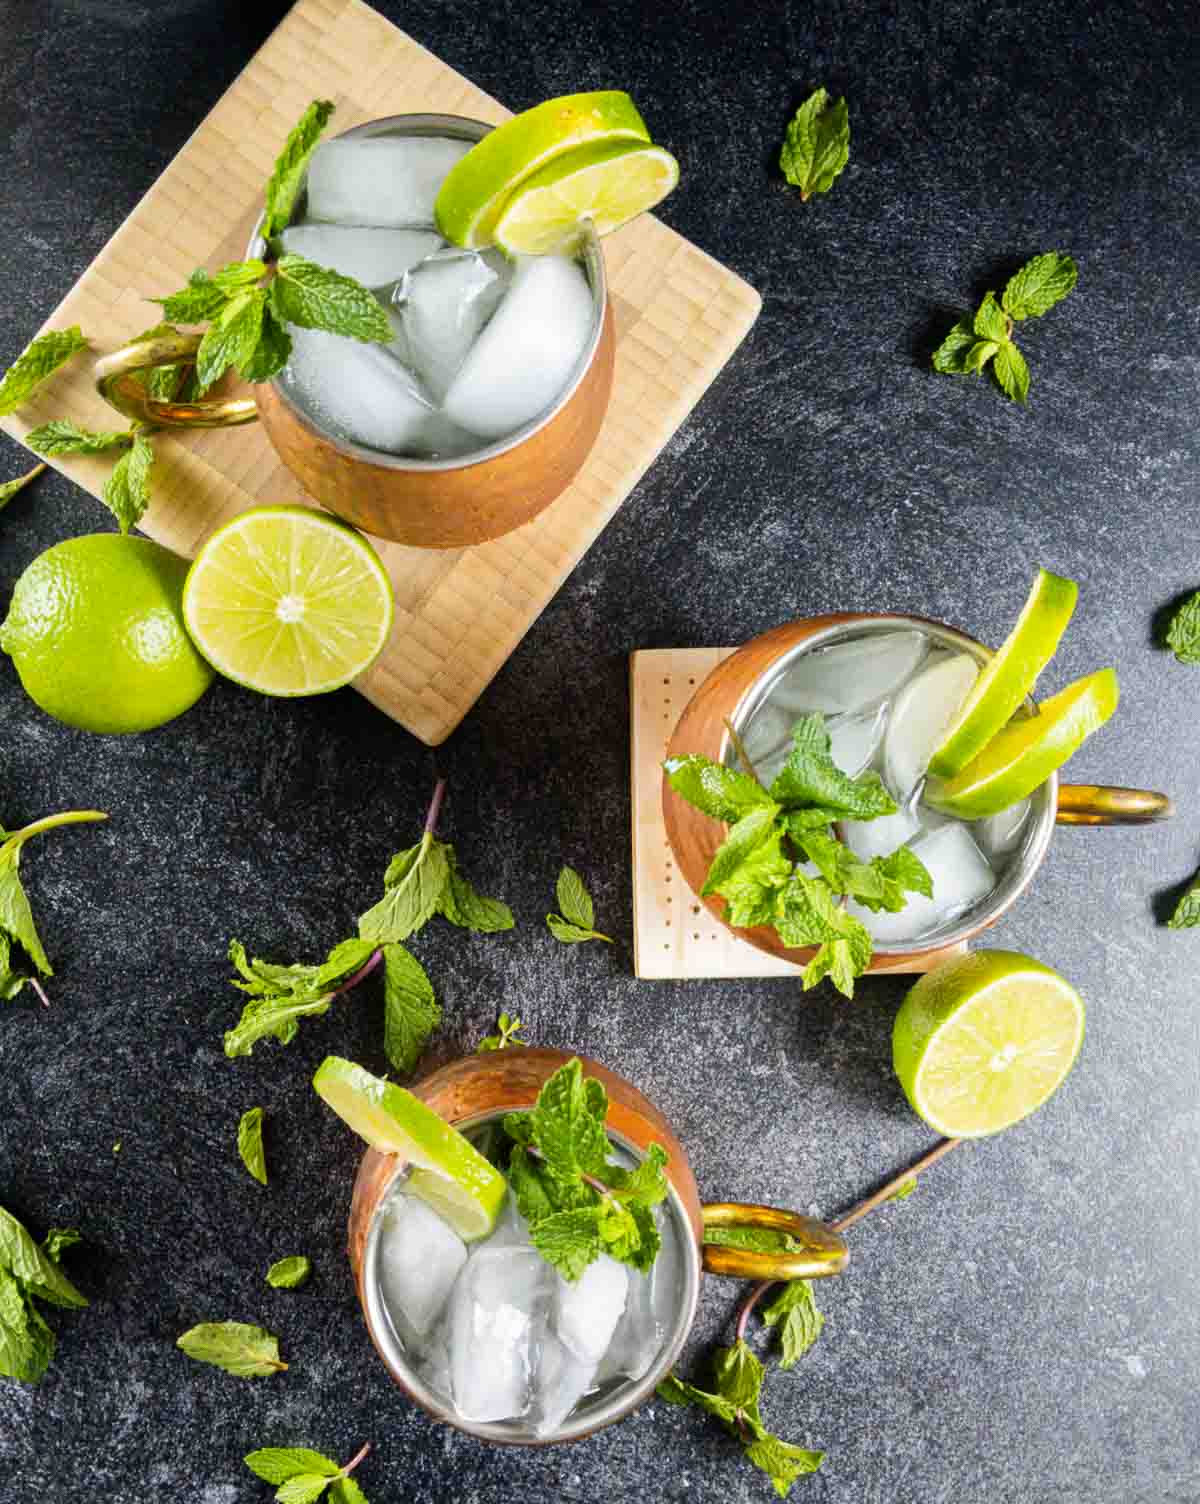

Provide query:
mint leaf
left=993, top=340, right=1030, bottom=404
left=710, top=827, right=791, bottom=928
left=276, top=1475, right=333, bottom=1504
left=40, top=1228, right=81, bottom=1264
left=195, top=288, right=266, bottom=393
left=245, top=1448, right=340, bottom=1485
left=271, top=256, right=392, bottom=343
left=0, top=1266, right=50, bottom=1383
left=532, top=1057, right=609, bottom=1183
left=973, top=291, right=1009, bottom=342
left=932, top=319, right=976, bottom=374
left=762, top=1279, right=824, bottom=1369
left=1002, top=252, right=1078, bottom=320
left=331, top=1478, right=369, bottom=1504
left=266, top=1255, right=312, bottom=1289
left=873, top=844, right=933, bottom=904
left=213, top=259, right=269, bottom=294
left=240, top=307, right=293, bottom=384
left=381, top=941, right=439, bottom=1075
left=1165, top=591, right=1200, bottom=664
left=437, top=851, right=514, bottom=933
left=744, top=1433, right=825, bottom=1496
left=702, top=805, right=783, bottom=894
left=507, top=1144, right=558, bottom=1224
left=703, top=1225, right=799, bottom=1254
left=177, top=1320, right=286, bottom=1377
left=769, top=715, right=896, bottom=821
left=555, top=866, right=594, bottom=929
left=797, top=828, right=884, bottom=901
left=546, top=914, right=613, bottom=944
left=656, top=1371, right=739, bottom=1424
left=664, top=754, right=775, bottom=823
left=530, top=1206, right=603, bottom=1281
left=779, top=88, right=850, bottom=201
left=238, top=1106, right=268, bottom=1186
left=1168, top=873, right=1200, bottom=929
left=0, top=1206, right=87, bottom=1310
left=714, top=1339, right=765, bottom=1410
left=0, top=831, right=53, bottom=977
left=154, top=269, right=230, bottom=325
left=0, top=464, right=45, bottom=514
left=0, top=327, right=88, bottom=416
left=963, top=338, right=1000, bottom=374
left=358, top=836, right=450, bottom=944
left=26, top=421, right=133, bottom=457
left=101, top=431, right=155, bottom=533
left=477, top=1011, right=527, bottom=1051
left=264, top=99, right=336, bottom=237
left=223, top=937, right=372, bottom=1057
left=774, top=871, right=872, bottom=997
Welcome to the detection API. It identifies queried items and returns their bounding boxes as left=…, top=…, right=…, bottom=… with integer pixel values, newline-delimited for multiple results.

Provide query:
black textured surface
left=2, top=2, right=1199, bottom=1501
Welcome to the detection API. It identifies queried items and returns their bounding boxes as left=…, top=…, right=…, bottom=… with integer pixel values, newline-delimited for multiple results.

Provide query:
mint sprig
left=245, top=1441, right=371, bottom=1504
left=665, top=714, right=931, bottom=997
left=477, top=1011, right=527, bottom=1051
left=0, top=327, right=88, bottom=416
left=26, top=420, right=134, bottom=456
left=779, top=87, right=850, bottom=201
left=547, top=864, right=613, bottom=943
left=933, top=251, right=1077, bottom=403
left=0, top=1205, right=87, bottom=1384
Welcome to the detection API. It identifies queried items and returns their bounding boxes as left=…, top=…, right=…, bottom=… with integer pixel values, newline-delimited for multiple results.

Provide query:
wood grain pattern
left=629, top=646, right=969, bottom=980
left=0, top=0, right=760, bottom=745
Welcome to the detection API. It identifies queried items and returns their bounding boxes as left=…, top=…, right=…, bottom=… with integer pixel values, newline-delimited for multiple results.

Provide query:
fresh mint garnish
left=270, top=255, right=393, bottom=343
left=779, top=87, right=849, bottom=201
left=665, top=715, right=930, bottom=996
left=0, top=810, right=108, bottom=1005
left=933, top=251, right=1077, bottom=403
left=0, top=327, right=88, bottom=416
left=0, top=464, right=46, bottom=513
left=245, top=1441, right=371, bottom=1503
left=26, top=420, right=134, bottom=456
left=195, top=287, right=268, bottom=392
left=100, top=430, right=155, bottom=533
left=177, top=1320, right=287, bottom=1378
left=546, top=865, right=613, bottom=944
left=381, top=942, right=440, bottom=1076
left=1165, top=591, right=1200, bottom=665
left=266, top=1256, right=312, bottom=1289
left=501, top=1058, right=668, bottom=1282
left=238, top=1107, right=268, bottom=1186
left=0, top=1205, right=87, bottom=1384
left=762, top=1278, right=824, bottom=1369
left=477, top=1011, right=527, bottom=1051
left=263, top=99, right=335, bottom=239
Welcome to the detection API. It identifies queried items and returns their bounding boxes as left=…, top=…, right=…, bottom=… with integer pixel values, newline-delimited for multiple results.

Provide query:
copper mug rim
left=349, top=1047, right=848, bottom=1447
left=663, top=611, right=1173, bottom=968
left=94, top=111, right=610, bottom=467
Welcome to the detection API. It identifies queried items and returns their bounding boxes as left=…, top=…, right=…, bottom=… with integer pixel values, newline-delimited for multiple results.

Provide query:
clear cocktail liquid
left=737, top=625, right=1032, bottom=945
left=277, top=130, right=595, bottom=459
left=374, top=1128, right=685, bottom=1438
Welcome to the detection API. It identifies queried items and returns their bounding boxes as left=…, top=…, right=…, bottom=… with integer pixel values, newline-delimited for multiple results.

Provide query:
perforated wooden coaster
left=0, top=0, right=761, bottom=746
left=629, top=648, right=969, bottom=981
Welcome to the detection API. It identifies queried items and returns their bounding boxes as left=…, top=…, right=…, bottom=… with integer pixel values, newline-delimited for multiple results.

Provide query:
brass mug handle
left=1056, top=785, right=1174, bottom=825
left=701, top=1202, right=849, bottom=1280
left=93, top=332, right=259, bottom=429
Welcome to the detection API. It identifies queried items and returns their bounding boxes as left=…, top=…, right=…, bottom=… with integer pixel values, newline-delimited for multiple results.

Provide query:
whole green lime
left=0, top=534, right=214, bottom=734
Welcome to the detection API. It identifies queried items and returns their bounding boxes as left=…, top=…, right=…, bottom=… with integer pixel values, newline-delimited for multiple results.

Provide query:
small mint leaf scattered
left=779, top=88, right=850, bottom=201
left=266, top=1255, right=312, bottom=1289
left=237, top=1106, right=267, bottom=1186
left=0, top=327, right=88, bottom=416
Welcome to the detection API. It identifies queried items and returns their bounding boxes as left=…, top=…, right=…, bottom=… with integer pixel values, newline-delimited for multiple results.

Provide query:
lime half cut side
left=493, top=140, right=680, bottom=256
left=312, top=1057, right=506, bottom=1242
left=435, top=90, right=651, bottom=248
left=182, top=506, right=393, bottom=697
left=893, top=950, right=1085, bottom=1137
left=928, top=569, right=1079, bottom=779
left=924, top=667, right=1119, bottom=819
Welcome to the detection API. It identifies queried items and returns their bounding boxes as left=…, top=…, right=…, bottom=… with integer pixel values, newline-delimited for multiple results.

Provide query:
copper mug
left=664, top=613, right=1173, bottom=972
left=345, top=1047, right=848, bottom=1445
left=93, top=114, right=616, bottom=549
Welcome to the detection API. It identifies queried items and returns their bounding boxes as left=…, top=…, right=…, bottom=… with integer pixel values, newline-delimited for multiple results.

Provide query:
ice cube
left=386, top=248, right=511, bottom=403
left=556, top=1255, right=628, bottom=1364
left=448, top=1247, right=550, bottom=1423
left=378, top=1194, right=467, bottom=1340
left=840, top=805, right=920, bottom=863
left=883, top=652, right=980, bottom=802
left=973, top=798, right=1031, bottom=861
left=281, top=325, right=441, bottom=454
left=847, top=822, right=994, bottom=943
left=278, top=225, right=442, bottom=288
left=485, top=1192, right=534, bottom=1251
left=305, top=136, right=471, bottom=228
left=597, top=1206, right=680, bottom=1384
left=741, top=702, right=793, bottom=773
left=443, top=254, right=594, bottom=440
left=530, top=1332, right=597, bottom=1437
left=827, top=703, right=888, bottom=777
left=769, top=631, right=927, bottom=716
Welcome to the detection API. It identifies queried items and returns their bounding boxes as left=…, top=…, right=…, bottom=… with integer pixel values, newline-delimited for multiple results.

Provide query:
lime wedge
left=312, top=1057, right=506, bottom=1241
left=493, top=140, right=680, bottom=256
left=924, top=668, right=1119, bottom=819
left=181, top=506, right=393, bottom=697
left=893, top=949, right=1085, bottom=1137
left=435, top=91, right=651, bottom=248
left=928, top=569, right=1079, bottom=778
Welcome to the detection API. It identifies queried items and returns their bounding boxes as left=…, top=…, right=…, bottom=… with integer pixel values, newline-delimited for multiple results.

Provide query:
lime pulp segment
left=892, top=949, right=1085, bottom=1137
left=312, top=1057, right=506, bottom=1242
left=928, top=568, right=1079, bottom=779
left=182, top=506, right=393, bottom=697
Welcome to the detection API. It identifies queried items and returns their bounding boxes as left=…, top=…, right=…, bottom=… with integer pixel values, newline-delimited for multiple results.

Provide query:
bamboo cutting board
left=0, top=0, right=761, bottom=745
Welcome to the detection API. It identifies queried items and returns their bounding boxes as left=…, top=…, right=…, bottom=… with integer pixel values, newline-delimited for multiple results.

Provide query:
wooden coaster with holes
left=629, top=647, right=969, bottom=981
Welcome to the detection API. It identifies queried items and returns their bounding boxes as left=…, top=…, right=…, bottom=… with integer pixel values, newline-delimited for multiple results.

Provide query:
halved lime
left=924, top=668, right=1118, bottom=819
left=181, top=506, right=393, bottom=697
left=435, top=91, right=651, bottom=248
left=928, top=569, right=1079, bottom=779
left=493, top=140, right=680, bottom=256
left=312, top=1057, right=506, bottom=1241
left=893, top=949, right=1085, bottom=1137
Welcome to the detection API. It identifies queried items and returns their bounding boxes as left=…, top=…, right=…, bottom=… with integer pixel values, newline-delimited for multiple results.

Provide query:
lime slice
left=312, top=1057, right=506, bottom=1241
left=924, top=667, right=1119, bottom=819
left=435, top=91, right=651, bottom=248
left=493, top=140, right=680, bottom=256
left=928, top=569, right=1079, bottom=778
left=893, top=949, right=1085, bottom=1137
left=182, top=506, right=393, bottom=697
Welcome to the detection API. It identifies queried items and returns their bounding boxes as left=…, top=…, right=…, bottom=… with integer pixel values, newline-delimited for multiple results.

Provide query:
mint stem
left=723, top=717, right=759, bottom=782
left=423, top=777, right=446, bottom=837
left=29, top=976, right=50, bottom=1009
left=340, top=1440, right=371, bottom=1477
left=335, top=948, right=383, bottom=996
left=5, top=809, right=108, bottom=845
left=526, top=1143, right=612, bottom=1202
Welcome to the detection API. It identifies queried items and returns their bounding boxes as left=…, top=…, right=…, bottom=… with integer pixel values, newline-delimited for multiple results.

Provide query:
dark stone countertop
left=1, top=2, right=1198, bottom=1501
